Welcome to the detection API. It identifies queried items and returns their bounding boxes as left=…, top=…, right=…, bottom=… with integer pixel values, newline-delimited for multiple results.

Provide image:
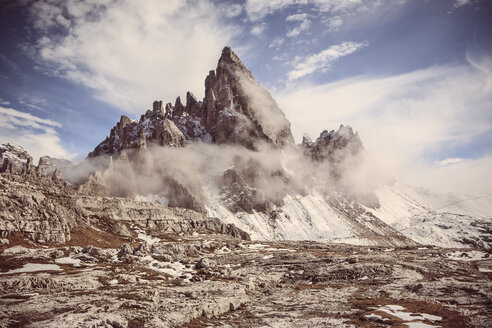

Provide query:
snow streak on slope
left=206, top=190, right=414, bottom=246
left=366, top=183, right=492, bottom=248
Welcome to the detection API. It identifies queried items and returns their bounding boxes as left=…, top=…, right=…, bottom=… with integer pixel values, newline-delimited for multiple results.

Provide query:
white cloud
left=269, top=38, right=285, bottom=49
left=277, top=55, right=492, bottom=195
left=0, top=106, right=76, bottom=161
left=326, top=16, right=343, bottom=31
left=29, top=0, right=237, bottom=115
left=251, top=23, right=267, bottom=36
left=287, top=41, right=368, bottom=80
left=245, top=0, right=308, bottom=21
left=407, top=156, right=492, bottom=196
left=286, top=13, right=309, bottom=21
left=245, top=0, right=400, bottom=21
left=434, top=158, right=464, bottom=166
left=453, top=0, right=472, bottom=8
left=286, top=14, right=311, bottom=37
left=312, top=0, right=372, bottom=13
left=0, top=106, right=61, bottom=127
left=220, top=3, right=244, bottom=18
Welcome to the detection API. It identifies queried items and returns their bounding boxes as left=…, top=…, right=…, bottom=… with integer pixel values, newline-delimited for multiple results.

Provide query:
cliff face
left=197, top=46, right=294, bottom=149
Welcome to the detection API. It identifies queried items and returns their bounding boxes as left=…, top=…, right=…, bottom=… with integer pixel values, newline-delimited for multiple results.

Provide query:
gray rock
left=196, top=258, right=216, bottom=270
left=117, top=244, right=133, bottom=257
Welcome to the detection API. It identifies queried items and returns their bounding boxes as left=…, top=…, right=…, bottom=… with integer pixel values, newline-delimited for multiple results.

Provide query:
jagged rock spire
left=88, top=46, right=295, bottom=157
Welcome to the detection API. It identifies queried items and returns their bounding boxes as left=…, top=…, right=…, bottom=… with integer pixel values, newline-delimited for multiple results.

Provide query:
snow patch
left=55, top=257, right=81, bottom=267
left=371, top=304, right=442, bottom=327
left=0, top=263, right=62, bottom=275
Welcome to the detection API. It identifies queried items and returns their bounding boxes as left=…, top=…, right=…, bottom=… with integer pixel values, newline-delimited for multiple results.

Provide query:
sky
left=0, top=0, right=491, bottom=195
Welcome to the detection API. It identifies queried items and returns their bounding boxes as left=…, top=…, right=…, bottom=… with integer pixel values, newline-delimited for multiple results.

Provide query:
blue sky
left=0, top=0, right=491, bottom=194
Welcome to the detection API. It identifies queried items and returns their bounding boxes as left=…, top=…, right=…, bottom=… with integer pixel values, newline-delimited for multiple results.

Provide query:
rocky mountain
left=10, top=46, right=485, bottom=250
left=2, top=46, right=492, bottom=250
left=1, top=47, right=491, bottom=327
left=88, top=47, right=294, bottom=159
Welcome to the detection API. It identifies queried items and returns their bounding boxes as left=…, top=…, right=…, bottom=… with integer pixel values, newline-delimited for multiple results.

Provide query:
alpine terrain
left=0, top=47, right=490, bottom=327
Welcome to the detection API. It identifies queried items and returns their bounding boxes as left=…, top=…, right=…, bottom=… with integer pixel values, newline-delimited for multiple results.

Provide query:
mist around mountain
left=1, top=47, right=491, bottom=249
left=1, top=46, right=491, bottom=328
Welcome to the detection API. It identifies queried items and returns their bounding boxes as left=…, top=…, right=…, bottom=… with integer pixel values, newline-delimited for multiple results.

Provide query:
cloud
left=0, top=106, right=76, bottom=161
left=269, top=38, right=285, bottom=49
left=434, top=158, right=464, bottom=166
left=0, top=106, right=61, bottom=127
left=219, top=3, right=244, bottom=18
left=245, top=0, right=308, bottom=21
left=245, top=0, right=400, bottom=21
left=28, top=0, right=237, bottom=115
left=285, top=13, right=309, bottom=21
left=325, top=16, right=343, bottom=31
left=277, top=55, right=492, bottom=195
left=453, top=0, right=472, bottom=8
left=312, top=0, right=376, bottom=13
left=251, top=23, right=267, bottom=36
left=407, top=156, right=492, bottom=196
left=285, top=14, right=311, bottom=37
left=287, top=41, right=368, bottom=80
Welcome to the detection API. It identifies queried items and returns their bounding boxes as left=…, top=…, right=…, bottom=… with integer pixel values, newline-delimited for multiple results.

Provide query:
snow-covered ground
left=367, top=183, right=492, bottom=248
left=207, top=183, right=492, bottom=248
left=140, top=181, right=491, bottom=248
left=0, top=263, right=62, bottom=275
left=206, top=192, right=357, bottom=242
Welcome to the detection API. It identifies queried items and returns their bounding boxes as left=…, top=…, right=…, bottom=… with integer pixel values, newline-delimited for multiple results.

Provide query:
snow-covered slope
left=205, top=183, right=492, bottom=249
left=206, top=190, right=417, bottom=247
left=366, top=183, right=492, bottom=248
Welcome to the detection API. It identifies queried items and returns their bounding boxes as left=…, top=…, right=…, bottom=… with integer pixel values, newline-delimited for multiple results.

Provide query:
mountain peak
left=89, top=46, right=294, bottom=156
left=219, top=46, right=241, bottom=65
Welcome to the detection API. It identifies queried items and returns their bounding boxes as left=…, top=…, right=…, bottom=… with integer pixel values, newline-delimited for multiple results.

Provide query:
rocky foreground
left=0, top=230, right=491, bottom=328
left=0, top=167, right=491, bottom=327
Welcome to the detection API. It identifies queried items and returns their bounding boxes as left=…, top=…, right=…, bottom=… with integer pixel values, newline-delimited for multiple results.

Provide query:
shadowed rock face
left=37, top=156, right=73, bottom=177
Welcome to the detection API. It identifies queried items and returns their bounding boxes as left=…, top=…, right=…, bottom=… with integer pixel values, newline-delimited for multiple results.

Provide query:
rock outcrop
left=302, top=125, right=364, bottom=163
left=0, top=162, right=249, bottom=244
left=0, top=174, right=81, bottom=243
left=36, top=156, right=73, bottom=177
left=76, top=197, right=250, bottom=240
left=184, top=46, right=295, bottom=149
left=88, top=104, right=186, bottom=158
left=0, top=143, right=35, bottom=175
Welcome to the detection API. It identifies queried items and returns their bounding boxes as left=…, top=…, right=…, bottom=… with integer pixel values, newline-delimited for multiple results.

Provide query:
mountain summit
left=89, top=46, right=294, bottom=158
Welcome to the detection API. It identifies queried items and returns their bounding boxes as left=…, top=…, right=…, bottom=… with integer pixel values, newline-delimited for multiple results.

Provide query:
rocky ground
left=0, top=226, right=491, bottom=327
left=0, top=163, right=491, bottom=327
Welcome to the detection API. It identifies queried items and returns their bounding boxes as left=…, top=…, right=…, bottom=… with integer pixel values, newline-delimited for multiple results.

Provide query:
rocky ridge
left=0, top=144, right=250, bottom=245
